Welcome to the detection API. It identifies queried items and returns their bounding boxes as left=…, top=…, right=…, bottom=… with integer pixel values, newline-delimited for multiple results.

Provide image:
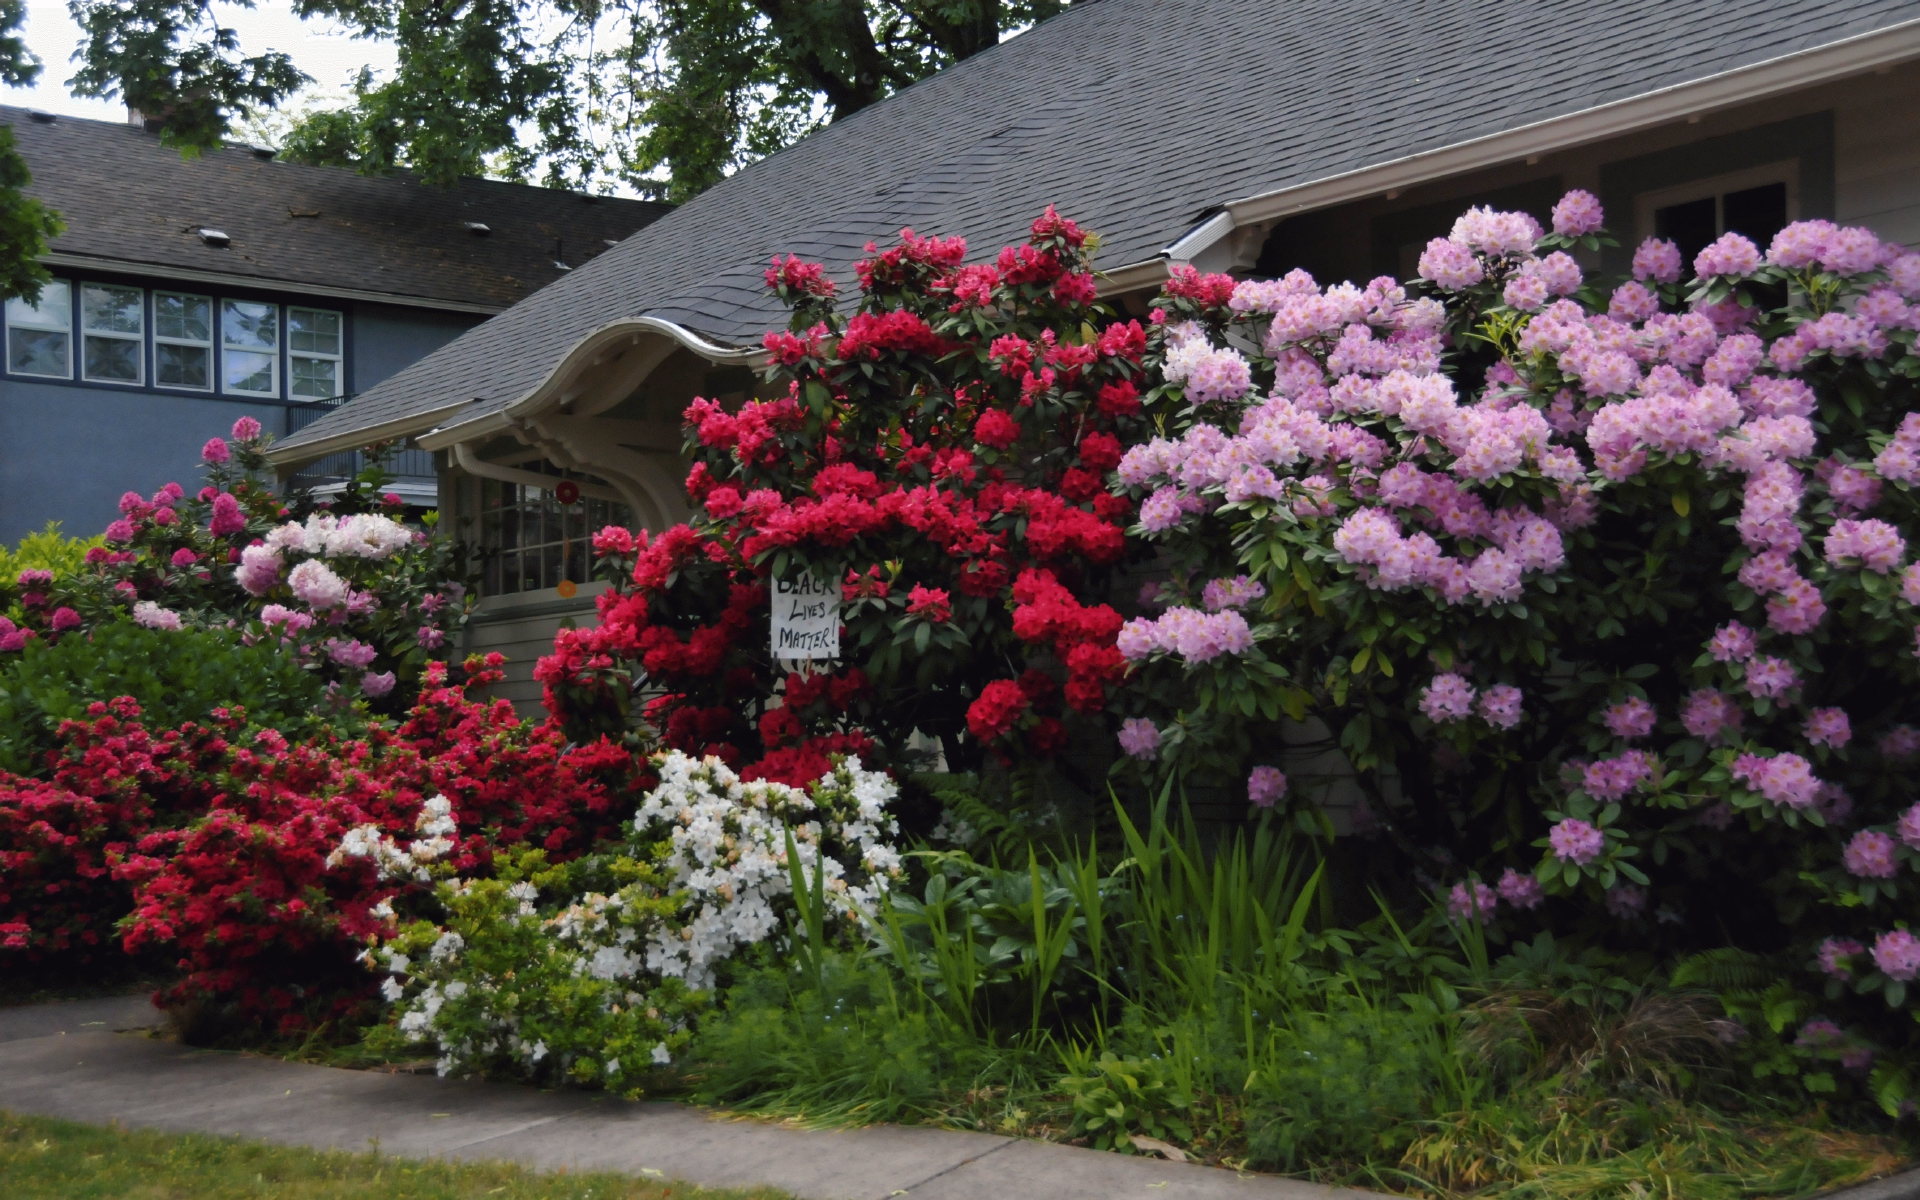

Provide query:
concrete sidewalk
left=0, top=997, right=1360, bottom=1200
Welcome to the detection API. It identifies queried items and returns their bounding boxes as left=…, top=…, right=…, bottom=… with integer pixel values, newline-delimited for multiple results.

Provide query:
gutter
left=1099, top=17, right=1920, bottom=296
left=415, top=315, right=763, bottom=452
left=269, top=315, right=761, bottom=468
left=40, top=252, right=508, bottom=316
left=1226, top=17, right=1920, bottom=227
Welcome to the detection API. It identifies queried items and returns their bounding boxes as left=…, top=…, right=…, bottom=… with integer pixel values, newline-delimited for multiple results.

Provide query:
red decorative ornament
left=554, top=481, right=581, bottom=505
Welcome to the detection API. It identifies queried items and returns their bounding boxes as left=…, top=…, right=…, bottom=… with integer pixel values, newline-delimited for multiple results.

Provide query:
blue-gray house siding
left=0, top=277, right=482, bottom=543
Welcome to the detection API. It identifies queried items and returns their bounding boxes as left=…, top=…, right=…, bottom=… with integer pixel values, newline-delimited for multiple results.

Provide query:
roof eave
left=268, top=315, right=764, bottom=467
left=40, top=252, right=510, bottom=316
left=1226, top=15, right=1920, bottom=228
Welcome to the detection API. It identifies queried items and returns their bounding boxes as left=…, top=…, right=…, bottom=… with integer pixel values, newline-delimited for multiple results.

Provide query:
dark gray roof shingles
left=3, top=105, right=672, bottom=311
left=282, top=0, right=1920, bottom=452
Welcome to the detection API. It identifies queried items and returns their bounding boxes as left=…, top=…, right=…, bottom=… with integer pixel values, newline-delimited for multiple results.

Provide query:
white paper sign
left=771, top=573, right=840, bottom=660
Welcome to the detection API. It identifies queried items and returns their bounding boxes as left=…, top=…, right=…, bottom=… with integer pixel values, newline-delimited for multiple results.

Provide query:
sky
left=9, top=1, right=397, bottom=134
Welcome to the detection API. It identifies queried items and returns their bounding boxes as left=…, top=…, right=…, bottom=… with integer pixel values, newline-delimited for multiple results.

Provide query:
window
left=287, top=306, right=343, bottom=399
left=80, top=283, right=144, bottom=384
left=6, top=280, right=71, bottom=378
left=221, top=299, right=278, bottom=396
left=1634, top=162, right=1798, bottom=276
left=476, top=476, right=632, bottom=597
left=153, top=291, right=212, bottom=390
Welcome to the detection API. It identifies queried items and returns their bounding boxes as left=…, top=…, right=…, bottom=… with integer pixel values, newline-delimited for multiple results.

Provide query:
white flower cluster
left=356, top=752, right=904, bottom=1083
left=633, top=751, right=902, bottom=991
left=328, top=794, right=458, bottom=883
left=265, top=511, right=416, bottom=560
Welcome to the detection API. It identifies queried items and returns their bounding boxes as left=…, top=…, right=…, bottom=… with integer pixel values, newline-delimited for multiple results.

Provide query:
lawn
left=0, top=1111, right=789, bottom=1200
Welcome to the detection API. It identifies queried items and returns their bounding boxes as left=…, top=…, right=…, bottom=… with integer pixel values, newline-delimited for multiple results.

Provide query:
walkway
left=0, top=996, right=1364, bottom=1200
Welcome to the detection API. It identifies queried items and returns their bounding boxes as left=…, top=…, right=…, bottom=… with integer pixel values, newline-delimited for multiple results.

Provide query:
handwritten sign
left=772, top=574, right=840, bottom=660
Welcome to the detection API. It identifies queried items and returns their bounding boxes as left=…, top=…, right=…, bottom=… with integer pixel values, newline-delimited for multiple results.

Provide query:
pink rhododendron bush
left=0, top=418, right=471, bottom=706
left=536, top=210, right=1143, bottom=784
left=1112, top=193, right=1920, bottom=1082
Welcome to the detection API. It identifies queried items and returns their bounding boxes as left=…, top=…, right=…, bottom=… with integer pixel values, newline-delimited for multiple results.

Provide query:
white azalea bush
left=355, top=750, right=904, bottom=1092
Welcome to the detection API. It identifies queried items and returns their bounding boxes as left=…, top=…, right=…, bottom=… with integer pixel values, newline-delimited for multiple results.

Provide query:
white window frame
left=220, top=298, right=279, bottom=397
left=5, top=279, right=72, bottom=379
left=152, top=290, right=214, bottom=392
left=286, top=305, right=343, bottom=400
left=79, top=282, right=145, bottom=386
left=1633, top=160, right=1801, bottom=247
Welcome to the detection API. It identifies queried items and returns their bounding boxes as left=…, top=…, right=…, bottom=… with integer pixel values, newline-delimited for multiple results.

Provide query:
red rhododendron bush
left=536, top=210, right=1147, bottom=785
left=1, top=657, right=638, bottom=1032
left=1110, top=193, right=1920, bottom=1085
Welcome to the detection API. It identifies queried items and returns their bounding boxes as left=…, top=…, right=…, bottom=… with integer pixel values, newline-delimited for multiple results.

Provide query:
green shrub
left=1241, top=988, right=1460, bottom=1171
left=0, top=621, right=332, bottom=774
left=0, top=523, right=102, bottom=592
left=692, top=951, right=983, bottom=1123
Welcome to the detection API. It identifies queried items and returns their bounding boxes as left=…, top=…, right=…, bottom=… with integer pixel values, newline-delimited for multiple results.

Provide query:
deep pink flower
left=1419, top=673, right=1476, bottom=723
left=1843, top=830, right=1899, bottom=879
left=231, top=416, right=263, bottom=442
left=1872, top=929, right=1920, bottom=981
left=1448, top=880, right=1498, bottom=923
left=1498, top=867, right=1544, bottom=909
left=1117, top=718, right=1160, bottom=761
left=1549, top=818, right=1605, bottom=864
left=1805, top=708, right=1852, bottom=748
left=1550, top=189, right=1604, bottom=236
left=1247, top=766, right=1287, bottom=807
left=1477, top=684, right=1523, bottom=730
left=906, top=585, right=952, bottom=624
left=49, top=607, right=81, bottom=631
left=1819, top=937, right=1865, bottom=980
left=1602, top=697, right=1656, bottom=740
left=201, top=437, right=231, bottom=464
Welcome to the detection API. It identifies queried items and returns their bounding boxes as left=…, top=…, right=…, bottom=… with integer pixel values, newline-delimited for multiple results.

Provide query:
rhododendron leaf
left=1350, top=647, right=1371, bottom=675
left=1672, top=492, right=1691, bottom=517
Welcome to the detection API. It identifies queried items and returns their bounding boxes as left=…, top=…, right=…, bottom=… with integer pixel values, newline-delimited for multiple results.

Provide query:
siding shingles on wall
left=464, top=582, right=606, bottom=715
left=1835, top=65, right=1920, bottom=248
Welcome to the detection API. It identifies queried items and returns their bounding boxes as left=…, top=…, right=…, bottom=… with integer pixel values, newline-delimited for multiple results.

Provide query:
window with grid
left=1634, top=163, right=1797, bottom=278
left=6, top=280, right=71, bottom=378
left=477, top=476, right=633, bottom=597
left=80, top=283, right=144, bottom=384
left=221, top=299, right=278, bottom=395
left=288, top=306, right=343, bottom=399
left=153, top=291, right=212, bottom=390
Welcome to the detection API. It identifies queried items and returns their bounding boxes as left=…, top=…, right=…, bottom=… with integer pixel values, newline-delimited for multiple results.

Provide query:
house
left=267, top=0, right=1920, bottom=709
left=0, top=105, right=670, bottom=542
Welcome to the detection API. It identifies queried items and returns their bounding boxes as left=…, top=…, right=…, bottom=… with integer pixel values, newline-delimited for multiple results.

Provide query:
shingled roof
left=5, top=105, right=672, bottom=313
left=278, top=0, right=1920, bottom=456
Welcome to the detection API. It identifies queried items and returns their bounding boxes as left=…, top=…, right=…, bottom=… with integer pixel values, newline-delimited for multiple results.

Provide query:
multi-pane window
left=221, top=299, right=278, bottom=395
left=1635, top=164, right=1796, bottom=278
left=80, top=284, right=144, bottom=384
left=6, top=280, right=71, bottom=378
left=153, top=291, right=213, bottom=390
left=288, top=306, right=343, bottom=400
left=477, top=476, right=632, bottom=597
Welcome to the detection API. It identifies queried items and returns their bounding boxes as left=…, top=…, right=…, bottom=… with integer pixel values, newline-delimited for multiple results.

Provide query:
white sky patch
left=9, top=1, right=397, bottom=125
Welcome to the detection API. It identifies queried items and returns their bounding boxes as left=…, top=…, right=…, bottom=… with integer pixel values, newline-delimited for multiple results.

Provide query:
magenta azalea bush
left=1109, top=193, right=1920, bottom=1076
left=0, top=419, right=471, bottom=704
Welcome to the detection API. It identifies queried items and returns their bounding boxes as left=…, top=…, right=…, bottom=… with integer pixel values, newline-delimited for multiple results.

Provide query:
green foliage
left=1057, top=1049, right=1194, bottom=1152
left=0, top=524, right=103, bottom=593
left=67, top=0, right=306, bottom=154
left=63, top=0, right=1069, bottom=197
left=0, top=620, right=330, bottom=774
left=1242, top=986, right=1458, bottom=1170
left=0, top=123, right=64, bottom=306
left=692, top=950, right=984, bottom=1123
left=0, top=1109, right=786, bottom=1199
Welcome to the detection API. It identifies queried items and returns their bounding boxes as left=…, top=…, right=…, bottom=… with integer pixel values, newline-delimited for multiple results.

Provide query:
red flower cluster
left=0, top=659, right=640, bottom=1031
left=538, top=214, right=1147, bottom=779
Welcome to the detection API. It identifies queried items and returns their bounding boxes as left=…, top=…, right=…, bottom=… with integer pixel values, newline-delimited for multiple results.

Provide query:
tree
left=63, top=0, right=1071, bottom=200
left=0, top=0, right=64, bottom=303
